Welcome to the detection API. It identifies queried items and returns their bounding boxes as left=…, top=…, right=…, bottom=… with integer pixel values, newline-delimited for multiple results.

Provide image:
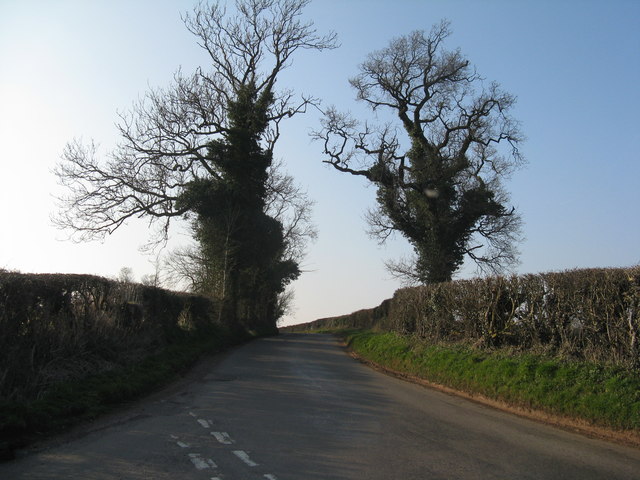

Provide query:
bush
left=286, top=266, right=640, bottom=368
left=0, top=271, right=235, bottom=403
left=0, top=271, right=261, bottom=458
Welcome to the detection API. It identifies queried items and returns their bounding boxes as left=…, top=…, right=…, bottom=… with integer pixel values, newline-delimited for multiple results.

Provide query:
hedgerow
left=288, top=267, right=640, bottom=369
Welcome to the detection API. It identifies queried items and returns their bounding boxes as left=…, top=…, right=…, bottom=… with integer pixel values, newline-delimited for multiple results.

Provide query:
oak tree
left=315, top=21, right=524, bottom=284
left=55, top=0, right=335, bottom=329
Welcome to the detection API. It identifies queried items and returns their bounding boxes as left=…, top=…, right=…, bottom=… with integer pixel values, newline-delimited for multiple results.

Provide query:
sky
left=1, top=0, right=639, bottom=326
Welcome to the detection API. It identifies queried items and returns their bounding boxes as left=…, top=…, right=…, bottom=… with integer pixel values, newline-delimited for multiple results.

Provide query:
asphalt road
left=2, top=333, right=639, bottom=479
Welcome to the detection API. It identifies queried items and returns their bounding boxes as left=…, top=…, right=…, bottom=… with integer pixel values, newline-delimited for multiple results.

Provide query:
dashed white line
left=188, top=453, right=217, bottom=470
left=197, top=418, right=211, bottom=429
left=188, top=453, right=209, bottom=470
left=211, top=431, right=234, bottom=444
left=169, top=435, right=190, bottom=448
left=233, top=450, right=259, bottom=467
left=178, top=420, right=267, bottom=476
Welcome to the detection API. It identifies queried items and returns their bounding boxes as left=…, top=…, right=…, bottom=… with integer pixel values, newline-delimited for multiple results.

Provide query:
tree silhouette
left=55, top=0, right=336, bottom=328
left=315, top=21, right=524, bottom=284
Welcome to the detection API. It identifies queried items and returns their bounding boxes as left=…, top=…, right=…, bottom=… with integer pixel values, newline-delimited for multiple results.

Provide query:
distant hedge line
left=0, top=271, right=243, bottom=403
left=288, top=267, right=640, bottom=368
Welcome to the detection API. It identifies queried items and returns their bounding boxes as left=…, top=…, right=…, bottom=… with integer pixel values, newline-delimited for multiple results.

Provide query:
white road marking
left=197, top=418, right=211, bottom=429
left=264, top=475, right=278, bottom=480
left=188, top=453, right=210, bottom=470
left=189, top=411, right=197, bottom=417
left=233, top=450, right=258, bottom=467
left=169, top=434, right=190, bottom=448
left=211, top=431, right=234, bottom=444
left=188, top=453, right=217, bottom=470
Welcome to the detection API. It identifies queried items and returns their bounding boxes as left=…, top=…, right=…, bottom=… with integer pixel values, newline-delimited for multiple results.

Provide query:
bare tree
left=164, top=241, right=212, bottom=293
left=265, top=159, right=317, bottom=264
left=54, top=0, right=335, bottom=330
left=314, top=21, right=524, bottom=283
left=54, top=0, right=336, bottom=246
left=117, top=266, right=135, bottom=284
left=140, top=255, right=165, bottom=288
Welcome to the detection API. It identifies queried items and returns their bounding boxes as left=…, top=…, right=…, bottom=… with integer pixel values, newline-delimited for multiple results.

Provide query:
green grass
left=339, top=329, right=640, bottom=432
left=0, top=327, right=252, bottom=458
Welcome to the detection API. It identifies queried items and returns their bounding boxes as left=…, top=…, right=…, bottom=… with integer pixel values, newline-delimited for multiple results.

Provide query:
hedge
left=0, top=271, right=240, bottom=403
left=287, top=267, right=640, bottom=369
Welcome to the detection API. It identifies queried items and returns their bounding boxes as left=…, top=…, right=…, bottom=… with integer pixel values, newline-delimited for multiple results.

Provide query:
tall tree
left=314, top=21, right=524, bottom=284
left=55, top=0, right=335, bottom=328
left=165, top=155, right=314, bottom=322
left=177, top=82, right=301, bottom=327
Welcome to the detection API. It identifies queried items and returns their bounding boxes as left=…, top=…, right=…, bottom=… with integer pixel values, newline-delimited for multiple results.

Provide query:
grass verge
left=0, top=327, right=252, bottom=460
left=336, top=329, right=640, bottom=440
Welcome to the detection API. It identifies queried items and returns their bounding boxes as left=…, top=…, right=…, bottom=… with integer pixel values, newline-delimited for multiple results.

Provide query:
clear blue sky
left=1, top=0, right=638, bottom=326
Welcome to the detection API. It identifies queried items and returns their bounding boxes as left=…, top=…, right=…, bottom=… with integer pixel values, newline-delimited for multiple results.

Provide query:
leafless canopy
left=55, top=0, right=336, bottom=246
left=313, top=21, right=525, bottom=280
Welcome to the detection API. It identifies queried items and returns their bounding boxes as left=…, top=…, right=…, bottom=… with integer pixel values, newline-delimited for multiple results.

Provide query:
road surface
left=1, top=333, right=639, bottom=479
